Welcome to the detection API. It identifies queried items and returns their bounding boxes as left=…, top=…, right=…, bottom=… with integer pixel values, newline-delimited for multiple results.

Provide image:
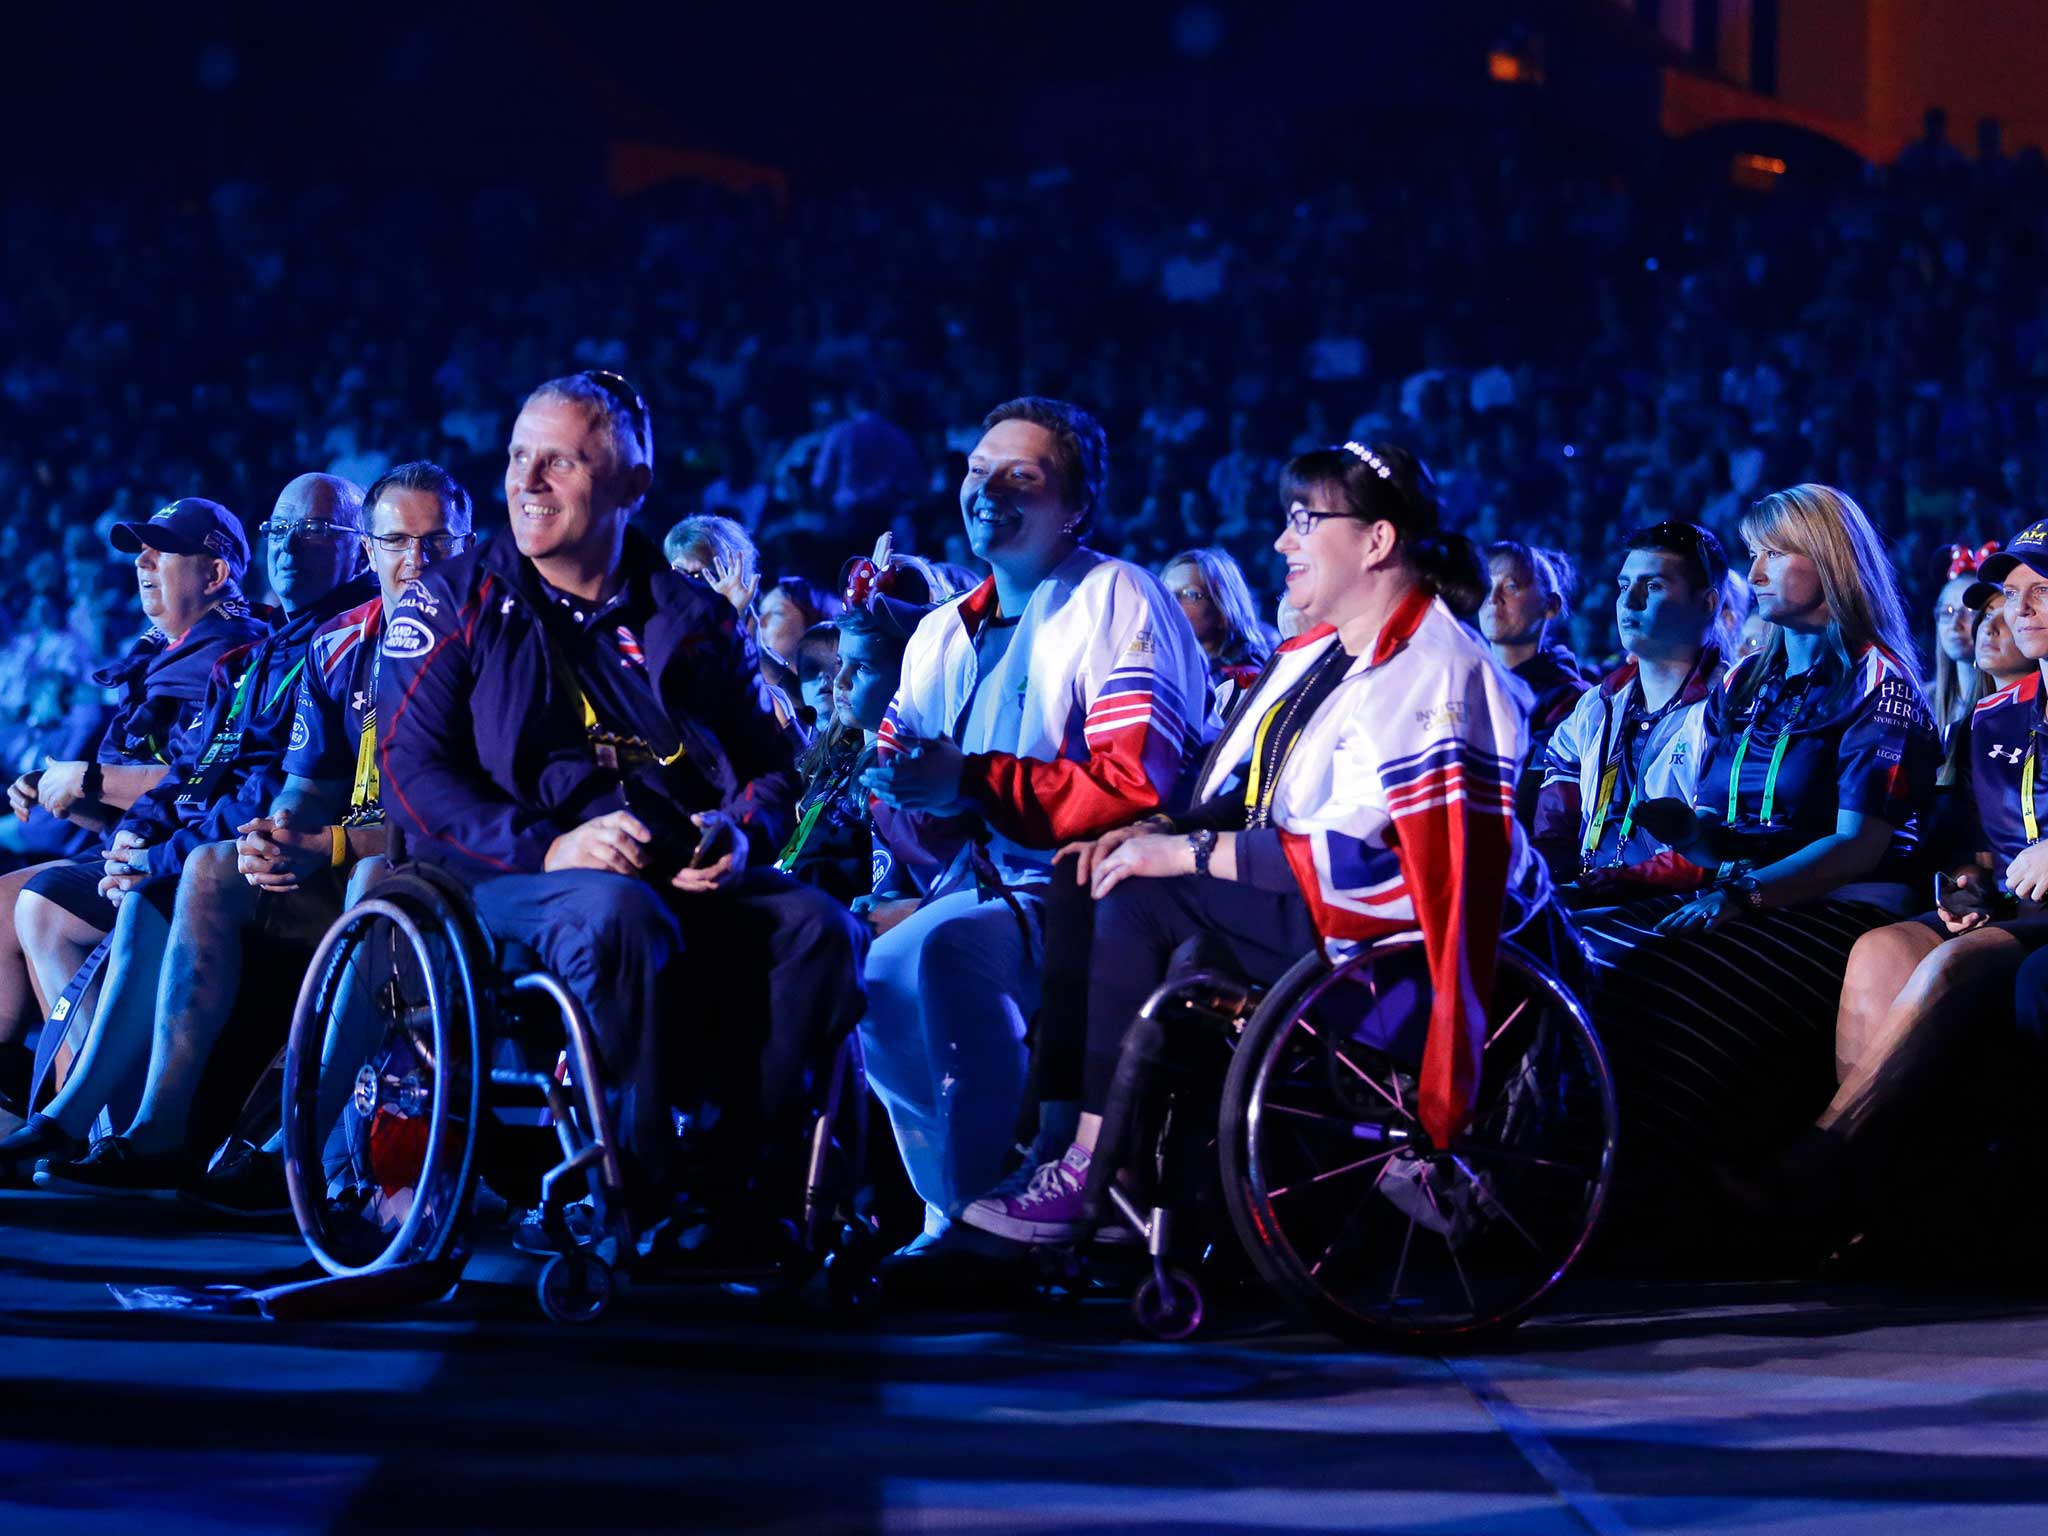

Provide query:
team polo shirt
left=1694, top=645, right=1938, bottom=881
left=285, top=598, right=384, bottom=823
left=1958, top=671, right=2044, bottom=876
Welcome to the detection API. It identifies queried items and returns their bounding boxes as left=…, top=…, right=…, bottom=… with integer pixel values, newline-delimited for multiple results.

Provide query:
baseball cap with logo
left=110, top=498, right=251, bottom=580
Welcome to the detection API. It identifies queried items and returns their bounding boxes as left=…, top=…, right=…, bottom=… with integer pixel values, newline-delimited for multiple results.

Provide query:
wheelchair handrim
left=283, top=891, right=482, bottom=1278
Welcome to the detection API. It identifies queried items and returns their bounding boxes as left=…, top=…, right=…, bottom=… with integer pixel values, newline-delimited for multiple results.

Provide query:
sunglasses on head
left=1637, top=520, right=1726, bottom=582
left=581, top=369, right=651, bottom=459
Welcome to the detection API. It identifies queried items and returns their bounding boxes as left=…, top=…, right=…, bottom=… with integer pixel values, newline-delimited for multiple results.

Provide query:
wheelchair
left=1074, top=932, right=1617, bottom=1347
left=281, top=862, right=877, bottom=1324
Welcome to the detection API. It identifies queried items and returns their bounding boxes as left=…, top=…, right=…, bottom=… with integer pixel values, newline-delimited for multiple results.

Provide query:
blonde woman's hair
left=1730, top=483, right=1920, bottom=715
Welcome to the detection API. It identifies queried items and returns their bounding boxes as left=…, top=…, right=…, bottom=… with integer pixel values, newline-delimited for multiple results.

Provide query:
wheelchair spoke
left=1266, top=1146, right=1400, bottom=1199
left=1455, top=1143, right=1595, bottom=1179
left=1485, top=997, right=1528, bottom=1053
left=1309, top=1165, right=1393, bottom=1279
left=1388, top=1212, right=1417, bottom=1309
left=1259, top=1100, right=1404, bottom=1141
left=1443, top=1227, right=1481, bottom=1316
left=1291, top=1016, right=1411, bottom=1122
left=1447, top=1153, right=1544, bottom=1257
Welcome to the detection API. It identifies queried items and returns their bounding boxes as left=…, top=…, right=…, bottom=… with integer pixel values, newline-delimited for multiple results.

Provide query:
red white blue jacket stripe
left=873, top=547, right=1212, bottom=892
left=1198, top=588, right=1550, bottom=1146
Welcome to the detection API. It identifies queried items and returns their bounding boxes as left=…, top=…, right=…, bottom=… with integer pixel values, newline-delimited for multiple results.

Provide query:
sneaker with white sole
left=960, top=1144, right=1093, bottom=1244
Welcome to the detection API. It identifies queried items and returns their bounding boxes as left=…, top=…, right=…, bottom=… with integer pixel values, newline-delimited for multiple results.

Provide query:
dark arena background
left=5, top=2, right=2048, bottom=1532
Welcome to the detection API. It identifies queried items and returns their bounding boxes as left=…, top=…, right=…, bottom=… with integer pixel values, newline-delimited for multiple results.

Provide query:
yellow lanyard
left=1581, top=763, right=1641, bottom=858
left=2025, top=748, right=2039, bottom=845
left=578, top=687, right=686, bottom=767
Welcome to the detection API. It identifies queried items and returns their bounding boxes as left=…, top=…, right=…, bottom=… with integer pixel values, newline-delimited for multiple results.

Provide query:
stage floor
left=2, top=1186, right=2045, bottom=1534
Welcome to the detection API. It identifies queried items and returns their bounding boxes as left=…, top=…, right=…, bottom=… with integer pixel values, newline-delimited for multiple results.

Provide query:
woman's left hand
left=2006, top=842, right=2048, bottom=904
left=1091, top=833, right=1193, bottom=899
left=1655, top=886, right=1740, bottom=936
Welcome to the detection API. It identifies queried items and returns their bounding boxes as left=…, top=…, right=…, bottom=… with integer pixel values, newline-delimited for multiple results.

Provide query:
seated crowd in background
left=0, top=358, right=2041, bottom=1303
left=1, top=114, right=2047, bottom=1279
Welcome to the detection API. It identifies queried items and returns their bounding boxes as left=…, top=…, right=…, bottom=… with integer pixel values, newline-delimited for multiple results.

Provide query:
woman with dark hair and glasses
left=961, top=440, right=1559, bottom=1246
left=1533, top=521, right=1729, bottom=896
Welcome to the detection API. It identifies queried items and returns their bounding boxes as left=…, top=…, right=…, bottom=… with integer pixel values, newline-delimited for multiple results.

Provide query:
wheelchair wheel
left=1220, top=939, right=1615, bottom=1346
left=283, top=871, right=487, bottom=1278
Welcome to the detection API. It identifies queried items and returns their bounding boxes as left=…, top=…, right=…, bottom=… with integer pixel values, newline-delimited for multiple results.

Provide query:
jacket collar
left=1273, top=583, right=1435, bottom=665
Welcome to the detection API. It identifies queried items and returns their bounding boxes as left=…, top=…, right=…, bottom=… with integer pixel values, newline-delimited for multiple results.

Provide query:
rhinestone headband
left=1342, top=441, right=1393, bottom=480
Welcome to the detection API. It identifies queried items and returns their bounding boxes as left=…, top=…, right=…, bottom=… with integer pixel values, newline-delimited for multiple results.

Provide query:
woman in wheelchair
left=961, top=440, right=1561, bottom=1246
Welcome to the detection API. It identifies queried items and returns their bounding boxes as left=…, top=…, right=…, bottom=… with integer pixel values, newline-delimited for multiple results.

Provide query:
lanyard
left=577, top=687, right=686, bottom=768
left=1725, top=668, right=1814, bottom=826
left=2025, top=747, right=2039, bottom=845
left=200, top=655, right=305, bottom=767
left=1242, top=646, right=1347, bottom=828
left=1581, top=763, right=1641, bottom=858
left=347, top=646, right=381, bottom=815
left=1725, top=725, right=1795, bottom=825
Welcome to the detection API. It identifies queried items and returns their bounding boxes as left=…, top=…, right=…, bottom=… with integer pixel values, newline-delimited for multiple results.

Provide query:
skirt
left=1579, top=892, right=1896, bottom=1183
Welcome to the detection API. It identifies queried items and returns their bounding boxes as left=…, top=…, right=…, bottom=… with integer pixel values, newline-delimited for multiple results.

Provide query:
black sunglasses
left=581, top=369, right=652, bottom=459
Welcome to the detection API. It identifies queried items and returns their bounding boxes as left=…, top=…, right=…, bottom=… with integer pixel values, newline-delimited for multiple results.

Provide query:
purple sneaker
left=961, top=1145, right=1093, bottom=1244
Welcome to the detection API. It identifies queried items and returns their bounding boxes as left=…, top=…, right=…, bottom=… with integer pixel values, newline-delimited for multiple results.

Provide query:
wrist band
left=331, top=826, right=347, bottom=868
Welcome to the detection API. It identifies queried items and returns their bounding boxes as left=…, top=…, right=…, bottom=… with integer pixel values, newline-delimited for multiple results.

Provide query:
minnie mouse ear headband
left=1947, top=540, right=2001, bottom=581
left=838, top=534, right=936, bottom=642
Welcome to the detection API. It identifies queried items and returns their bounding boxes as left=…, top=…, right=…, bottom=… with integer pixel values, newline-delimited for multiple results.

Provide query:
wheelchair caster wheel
left=1132, top=1267, right=1203, bottom=1341
left=537, top=1251, right=613, bottom=1324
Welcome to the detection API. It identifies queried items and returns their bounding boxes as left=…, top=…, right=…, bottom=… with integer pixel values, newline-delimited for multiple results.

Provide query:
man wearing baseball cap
left=109, top=497, right=254, bottom=583
left=2, top=474, right=377, bottom=1190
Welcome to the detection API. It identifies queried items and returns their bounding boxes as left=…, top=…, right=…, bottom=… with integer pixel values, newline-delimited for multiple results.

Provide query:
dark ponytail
left=1411, top=531, right=1488, bottom=621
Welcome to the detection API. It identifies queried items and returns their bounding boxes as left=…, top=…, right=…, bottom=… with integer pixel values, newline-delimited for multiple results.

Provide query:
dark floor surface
left=3, top=1186, right=2046, bottom=1535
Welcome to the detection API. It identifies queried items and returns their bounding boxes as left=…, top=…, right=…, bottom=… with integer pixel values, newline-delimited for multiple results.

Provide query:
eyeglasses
left=1934, top=602, right=1967, bottom=621
left=365, top=530, right=472, bottom=559
left=1171, top=586, right=1213, bottom=605
left=581, top=369, right=651, bottom=459
left=1282, top=507, right=1352, bottom=536
left=257, top=519, right=356, bottom=546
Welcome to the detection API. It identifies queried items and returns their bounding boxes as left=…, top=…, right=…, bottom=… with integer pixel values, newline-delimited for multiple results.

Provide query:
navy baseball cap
left=111, top=498, right=251, bottom=579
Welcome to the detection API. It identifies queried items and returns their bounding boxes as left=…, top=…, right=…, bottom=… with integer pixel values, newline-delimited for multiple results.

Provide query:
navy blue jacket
left=96, top=606, right=273, bottom=769
left=120, top=577, right=377, bottom=878
left=377, top=528, right=798, bottom=878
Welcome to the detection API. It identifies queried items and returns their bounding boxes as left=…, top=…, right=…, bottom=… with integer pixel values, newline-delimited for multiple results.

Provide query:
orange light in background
left=1488, top=50, right=1542, bottom=85
left=1730, top=152, right=1789, bottom=192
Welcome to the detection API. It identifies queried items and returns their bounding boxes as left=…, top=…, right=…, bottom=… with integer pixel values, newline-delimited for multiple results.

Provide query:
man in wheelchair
left=375, top=371, right=868, bottom=1243
left=960, top=441, right=1565, bottom=1247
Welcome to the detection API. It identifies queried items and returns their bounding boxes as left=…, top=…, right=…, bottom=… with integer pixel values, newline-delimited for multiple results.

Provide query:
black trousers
left=1080, top=874, right=1321, bottom=1112
left=469, top=866, right=868, bottom=1210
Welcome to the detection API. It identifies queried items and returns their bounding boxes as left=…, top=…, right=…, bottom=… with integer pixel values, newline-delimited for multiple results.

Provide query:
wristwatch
left=1187, top=828, right=1218, bottom=878
left=1728, top=874, right=1765, bottom=910
left=80, top=762, right=104, bottom=800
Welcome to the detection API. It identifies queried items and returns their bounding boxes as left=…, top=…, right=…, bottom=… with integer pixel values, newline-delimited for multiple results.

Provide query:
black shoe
left=512, top=1201, right=600, bottom=1256
left=180, top=1140, right=290, bottom=1218
left=34, top=1136, right=189, bottom=1199
left=0, top=1114, right=83, bottom=1189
